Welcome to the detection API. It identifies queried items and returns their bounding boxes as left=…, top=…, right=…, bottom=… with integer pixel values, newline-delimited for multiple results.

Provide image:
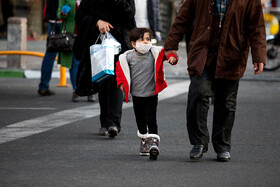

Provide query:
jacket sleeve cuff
left=168, top=53, right=179, bottom=65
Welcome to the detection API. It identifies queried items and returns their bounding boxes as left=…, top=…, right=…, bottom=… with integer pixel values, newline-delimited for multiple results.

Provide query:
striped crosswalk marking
left=0, top=80, right=190, bottom=144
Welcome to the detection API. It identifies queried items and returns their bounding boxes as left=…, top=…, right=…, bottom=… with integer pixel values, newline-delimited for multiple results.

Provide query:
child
left=116, top=28, right=177, bottom=160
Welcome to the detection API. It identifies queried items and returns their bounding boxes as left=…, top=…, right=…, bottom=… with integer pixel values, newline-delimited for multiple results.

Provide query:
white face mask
left=135, top=43, right=152, bottom=54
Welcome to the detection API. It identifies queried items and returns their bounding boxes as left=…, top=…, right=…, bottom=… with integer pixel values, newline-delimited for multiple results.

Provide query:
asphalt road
left=0, top=77, right=279, bottom=186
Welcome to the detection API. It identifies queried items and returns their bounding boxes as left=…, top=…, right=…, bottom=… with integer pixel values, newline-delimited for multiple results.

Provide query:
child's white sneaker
left=137, top=131, right=149, bottom=156
left=140, top=139, right=150, bottom=156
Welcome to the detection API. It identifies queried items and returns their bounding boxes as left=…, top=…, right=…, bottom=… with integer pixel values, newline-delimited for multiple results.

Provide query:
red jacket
left=116, top=47, right=167, bottom=103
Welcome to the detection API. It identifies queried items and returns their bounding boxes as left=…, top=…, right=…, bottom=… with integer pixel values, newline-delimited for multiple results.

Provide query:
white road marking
left=24, top=70, right=70, bottom=79
left=0, top=80, right=190, bottom=144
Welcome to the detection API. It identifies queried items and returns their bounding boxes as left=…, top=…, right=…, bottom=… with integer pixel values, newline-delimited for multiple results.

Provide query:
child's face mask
left=135, top=43, right=152, bottom=54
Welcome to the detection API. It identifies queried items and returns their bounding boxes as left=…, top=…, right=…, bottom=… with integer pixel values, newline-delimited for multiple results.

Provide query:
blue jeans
left=39, top=22, right=80, bottom=91
left=69, top=56, right=80, bottom=91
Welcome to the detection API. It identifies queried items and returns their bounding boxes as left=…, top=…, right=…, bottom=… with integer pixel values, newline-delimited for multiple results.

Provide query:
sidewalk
left=1, top=39, right=280, bottom=81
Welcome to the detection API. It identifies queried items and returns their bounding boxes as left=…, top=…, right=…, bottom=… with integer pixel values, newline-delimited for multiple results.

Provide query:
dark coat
left=74, top=0, right=136, bottom=96
left=43, top=0, right=59, bottom=21
left=164, top=0, right=266, bottom=80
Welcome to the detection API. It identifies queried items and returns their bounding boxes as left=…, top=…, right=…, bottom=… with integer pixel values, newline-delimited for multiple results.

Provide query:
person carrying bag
left=56, top=0, right=95, bottom=102
left=74, top=0, right=136, bottom=137
left=46, top=19, right=75, bottom=53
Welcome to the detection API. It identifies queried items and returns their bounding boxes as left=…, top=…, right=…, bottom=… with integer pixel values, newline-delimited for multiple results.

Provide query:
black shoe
left=72, top=92, right=79, bottom=102
left=38, top=89, right=55, bottom=96
left=149, top=147, right=159, bottom=160
left=87, top=95, right=96, bottom=102
left=217, top=151, right=231, bottom=162
left=108, top=126, right=118, bottom=138
left=190, top=145, right=208, bottom=160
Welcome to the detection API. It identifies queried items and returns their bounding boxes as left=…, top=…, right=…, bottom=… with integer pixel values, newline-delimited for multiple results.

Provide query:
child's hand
left=168, top=56, right=177, bottom=65
left=165, top=50, right=178, bottom=65
left=119, top=84, right=124, bottom=92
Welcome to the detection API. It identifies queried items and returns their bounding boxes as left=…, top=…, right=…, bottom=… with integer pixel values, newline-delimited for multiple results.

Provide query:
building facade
left=0, top=0, right=45, bottom=39
left=0, top=0, right=178, bottom=40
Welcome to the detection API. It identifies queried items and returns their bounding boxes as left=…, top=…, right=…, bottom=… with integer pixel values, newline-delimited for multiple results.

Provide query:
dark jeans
left=132, top=95, right=158, bottom=135
left=187, top=64, right=239, bottom=153
left=69, top=56, right=80, bottom=91
left=98, top=76, right=123, bottom=131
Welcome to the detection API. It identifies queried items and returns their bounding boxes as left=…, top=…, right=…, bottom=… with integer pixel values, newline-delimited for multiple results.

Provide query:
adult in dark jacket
left=74, top=0, right=136, bottom=137
left=165, top=0, right=266, bottom=161
left=38, top=0, right=61, bottom=96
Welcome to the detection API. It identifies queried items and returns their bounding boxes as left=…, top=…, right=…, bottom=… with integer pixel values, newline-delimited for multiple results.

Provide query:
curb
left=0, top=69, right=69, bottom=79
left=0, top=69, right=24, bottom=78
left=0, top=69, right=279, bottom=82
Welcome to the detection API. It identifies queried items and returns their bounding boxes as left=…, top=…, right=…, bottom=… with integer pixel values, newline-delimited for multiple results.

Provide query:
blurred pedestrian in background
left=56, top=0, right=95, bottom=102
left=134, top=0, right=162, bottom=43
left=38, top=0, right=61, bottom=96
left=0, top=0, right=14, bottom=38
left=38, top=0, right=95, bottom=102
left=173, top=0, right=192, bottom=53
left=74, top=0, right=136, bottom=138
left=164, top=0, right=266, bottom=162
left=261, top=0, right=271, bottom=8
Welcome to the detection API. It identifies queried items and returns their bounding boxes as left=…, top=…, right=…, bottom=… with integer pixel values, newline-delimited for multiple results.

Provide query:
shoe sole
left=38, top=93, right=55, bottom=96
left=217, top=157, right=231, bottom=162
left=149, top=146, right=159, bottom=160
left=87, top=97, right=96, bottom=102
left=99, top=132, right=109, bottom=136
left=38, top=94, right=54, bottom=96
left=38, top=90, right=55, bottom=96
left=190, top=154, right=203, bottom=160
left=140, top=152, right=149, bottom=156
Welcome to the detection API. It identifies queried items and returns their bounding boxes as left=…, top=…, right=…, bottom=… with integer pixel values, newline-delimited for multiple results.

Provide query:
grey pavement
left=0, top=77, right=279, bottom=186
left=0, top=39, right=280, bottom=186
